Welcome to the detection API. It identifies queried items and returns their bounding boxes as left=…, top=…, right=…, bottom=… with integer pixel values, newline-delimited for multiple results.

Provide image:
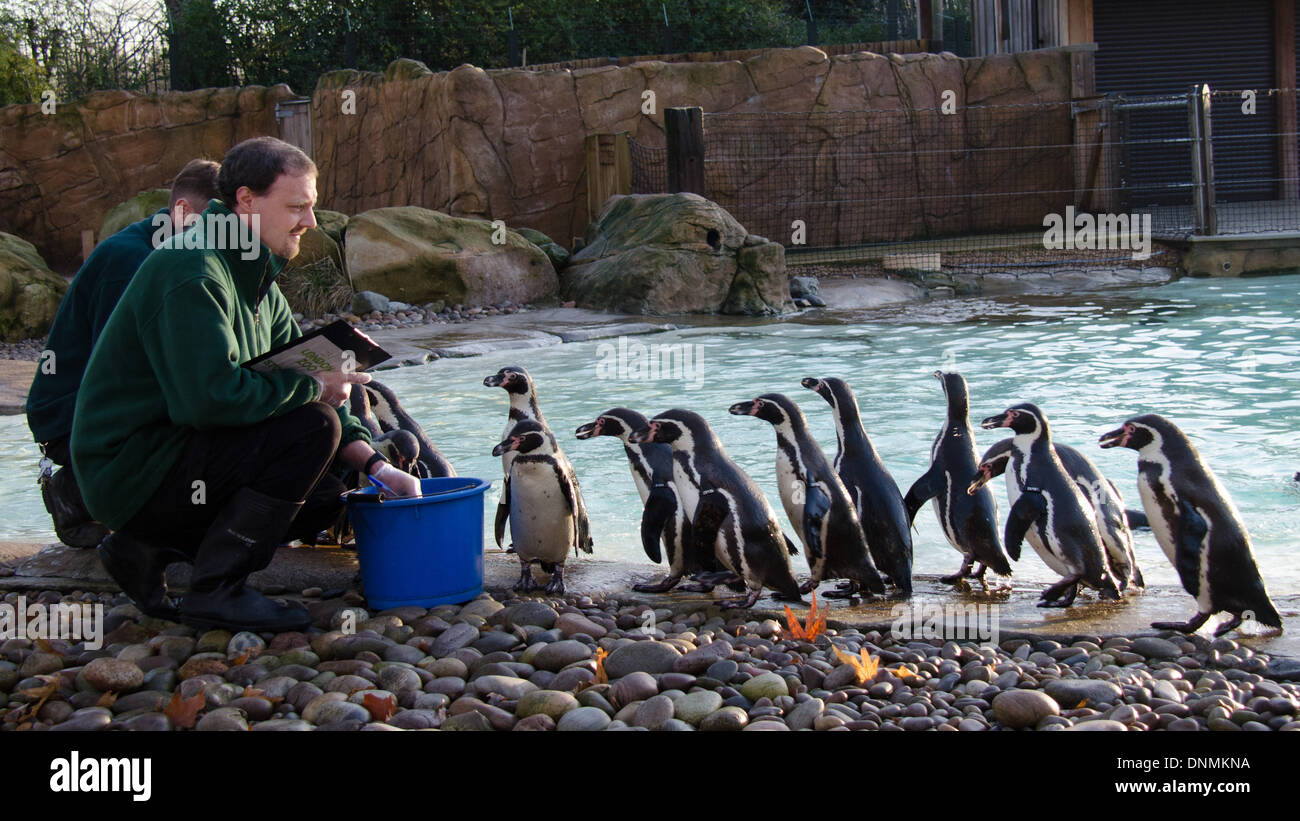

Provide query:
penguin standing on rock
left=575, top=408, right=710, bottom=593
left=981, top=403, right=1121, bottom=607
left=802, top=376, right=912, bottom=594
left=730, top=394, right=886, bottom=598
left=1100, top=414, right=1282, bottom=636
left=904, top=371, right=1012, bottom=587
left=493, top=419, right=586, bottom=594
left=484, top=366, right=592, bottom=554
left=969, top=438, right=1144, bottom=591
left=629, top=409, right=804, bottom=608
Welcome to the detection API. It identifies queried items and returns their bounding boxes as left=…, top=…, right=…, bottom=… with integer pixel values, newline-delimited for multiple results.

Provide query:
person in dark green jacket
left=26, top=159, right=220, bottom=548
left=71, top=136, right=419, bottom=633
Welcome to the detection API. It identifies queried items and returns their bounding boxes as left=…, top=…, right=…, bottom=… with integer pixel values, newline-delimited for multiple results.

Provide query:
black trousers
left=119, top=402, right=346, bottom=555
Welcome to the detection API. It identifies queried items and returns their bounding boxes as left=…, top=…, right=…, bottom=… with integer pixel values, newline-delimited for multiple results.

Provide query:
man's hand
left=315, top=370, right=371, bottom=407
left=371, top=462, right=421, bottom=498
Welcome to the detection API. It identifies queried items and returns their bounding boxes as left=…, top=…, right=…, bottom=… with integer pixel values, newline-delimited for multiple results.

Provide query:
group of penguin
left=359, top=366, right=1285, bottom=639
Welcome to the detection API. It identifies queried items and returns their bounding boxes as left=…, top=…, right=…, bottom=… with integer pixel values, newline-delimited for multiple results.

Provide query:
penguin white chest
left=1137, top=476, right=1179, bottom=567
left=508, top=461, right=575, bottom=564
left=775, top=451, right=805, bottom=535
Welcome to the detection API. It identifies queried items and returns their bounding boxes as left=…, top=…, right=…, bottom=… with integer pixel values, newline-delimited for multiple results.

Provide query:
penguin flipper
left=692, top=489, right=729, bottom=560
left=639, top=485, right=675, bottom=564
left=903, top=467, right=941, bottom=524
left=569, top=468, right=594, bottom=554
left=1125, top=508, right=1150, bottom=530
left=1004, top=491, right=1047, bottom=563
left=801, top=484, right=830, bottom=560
left=494, top=477, right=511, bottom=549
left=783, top=534, right=799, bottom=557
left=1174, top=499, right=1208, bottom=597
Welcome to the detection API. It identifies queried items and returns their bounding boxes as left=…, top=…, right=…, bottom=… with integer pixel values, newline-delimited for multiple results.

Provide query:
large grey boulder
left=561, top=193, right=791, bottom=316
left=0, top=233, right=68, bottom=341
left=345, top=206, right=558, bottom=306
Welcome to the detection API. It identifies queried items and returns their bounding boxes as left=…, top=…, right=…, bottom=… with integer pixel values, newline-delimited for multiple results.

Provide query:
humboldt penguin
left=348, top=380, right=455, bottom=477
left=629, top=409, right=803, bottom=608
left=969, top=438, right=1144, bottom=591
left=484, top=366, right=592, bottom=554
left=904, top=371, right=1012, bottom=587
left=981, top=403, right=1121, bottom=607
left=730, top=393, right=885, bottom=598
left=801, top=376, right=913, bottom=594
left=1100, top=414, right=1282, bottom=636
left=574, top=408, right=709, bottom=592
left=493, top=419, right=586, bottom=594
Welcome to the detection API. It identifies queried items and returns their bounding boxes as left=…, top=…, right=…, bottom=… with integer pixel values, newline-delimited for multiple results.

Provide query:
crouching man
left=71, top=137, right=419, bottom=633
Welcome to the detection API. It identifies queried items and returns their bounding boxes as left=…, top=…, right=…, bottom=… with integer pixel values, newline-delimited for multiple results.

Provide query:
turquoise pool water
left=2, top=274, right=1296, bottom=593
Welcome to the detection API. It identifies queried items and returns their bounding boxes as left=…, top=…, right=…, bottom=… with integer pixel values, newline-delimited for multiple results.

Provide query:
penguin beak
left=728, top=399, right=761, bottom=416
left=574, top=421, right=598, bottom=440
left=933, top=370, right=944, bottom=380
left=981, top=411, right=1012, bottom=430
left=491, top=436, right=516, bottom=457
left=800, top=377, right=820, bottom=392
left=1098, top=427, right=1128, bottom=449
left=483, top=373, right=504, bottom=388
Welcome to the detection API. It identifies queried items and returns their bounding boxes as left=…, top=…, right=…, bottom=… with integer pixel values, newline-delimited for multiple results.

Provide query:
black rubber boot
left=179, top=488, right=310, bottom=633
left=96, top=532, right=186, bottom=621
left=42, top=466, right=110, bottom=548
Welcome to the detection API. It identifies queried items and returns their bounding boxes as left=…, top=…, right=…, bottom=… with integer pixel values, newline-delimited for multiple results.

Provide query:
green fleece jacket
left=26, top=209, right=165, bottom=445
left=70, top=201, right=370, bottom=530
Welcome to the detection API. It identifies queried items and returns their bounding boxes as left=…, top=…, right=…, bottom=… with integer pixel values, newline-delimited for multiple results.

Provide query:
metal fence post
left=665, top=107, right=706, bottom=195
left=1188, top=84, right=1217, bottom=235
left=1198, top=84, right=1218, bottom=235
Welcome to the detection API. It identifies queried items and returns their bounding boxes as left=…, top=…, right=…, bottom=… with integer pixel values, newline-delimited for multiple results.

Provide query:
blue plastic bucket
left=346, top=476, right=491, bottom=609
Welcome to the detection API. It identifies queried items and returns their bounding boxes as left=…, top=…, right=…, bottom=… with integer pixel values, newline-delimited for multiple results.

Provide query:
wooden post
left=1199, top=84, right=1218, bottom=235
left=1275, top=0, right=1298, bottom=200
left=584, top=133, right=632, bottom=221
left=665, top=107, right=706, bottom=195
left=1188, top=86, right=1207, bottom=234
left=81, top=230, right=95, bottom=262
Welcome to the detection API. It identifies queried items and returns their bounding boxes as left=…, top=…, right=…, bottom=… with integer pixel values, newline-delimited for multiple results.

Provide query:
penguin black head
left=483, top=366, right=533, bottom=394
left=801, top=376, right=856, bottom=412
left=493, top=419, right=552, bottom=456
left=575, top=407, right=648, bottom=442
left=935, top=370, right=970, bottom=415
left=629, top=409, right=710, bottom=450
left=981, top=403, right=1048, bottom=438
left=1098, top=413, right=1172, bottom=453
left=728, top=393, right=803, bottom=428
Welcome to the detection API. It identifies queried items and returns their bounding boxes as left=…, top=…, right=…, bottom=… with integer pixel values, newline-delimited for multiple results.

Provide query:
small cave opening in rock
left=706, top=229, right=721, bottom=250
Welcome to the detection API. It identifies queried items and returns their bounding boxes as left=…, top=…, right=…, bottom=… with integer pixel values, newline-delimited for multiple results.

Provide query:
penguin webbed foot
left=1213, top=613, right=1244, bottom=637
left=1152, top=611, right=1211, bottom=634
left=821, top=581, right=860, bottom=600
left=769, top=589, right=805, bottom=604
left=633, top=575, right=683, bottom=594
left=720, top=590, right=763, bottom=609
left=798, top=579, right=817, bottom=595
left=543, top=566, right=566, bottom=595
left=513, top=562, right=535, bottom=593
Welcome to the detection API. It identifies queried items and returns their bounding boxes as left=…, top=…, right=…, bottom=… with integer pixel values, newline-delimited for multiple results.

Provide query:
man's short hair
left=169, top=159, right=221, bottom=210
left=217, top=137, right=317, bottom=206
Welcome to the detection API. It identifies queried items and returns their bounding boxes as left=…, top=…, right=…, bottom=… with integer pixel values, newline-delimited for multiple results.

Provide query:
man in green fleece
left=71, top=136, right=419, bottom=633
left=26, top=159, right=221, bottom=548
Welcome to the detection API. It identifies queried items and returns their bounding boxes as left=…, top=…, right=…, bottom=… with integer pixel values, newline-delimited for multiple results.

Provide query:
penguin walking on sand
left=484, top=366, right=592, bottom=554
left=802, top=376, right=913, bottom=594
left=981, top=403, right=1121, bottom=607
left=730, top=394, right=886, bottom=598
left=349, top=380, right=456, bottom=477
left=904, top=371, right=1012, bottom=587
left=575, top=408, right=717, bottom=593
left=1099, top=414, right=1282, bottom=636
left=629, top=409, right=803, bottom=608
left=969, top=438, right=1144, bottom=591
left=493, top=419, right=586, bottom=594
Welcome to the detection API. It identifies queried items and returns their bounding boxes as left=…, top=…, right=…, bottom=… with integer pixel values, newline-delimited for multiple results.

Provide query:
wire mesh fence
left=628, top=87, right=1300, bottom=272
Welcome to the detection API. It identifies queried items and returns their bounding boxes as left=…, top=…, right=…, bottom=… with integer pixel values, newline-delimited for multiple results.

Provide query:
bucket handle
left=341, top=481, right=482, bottom=504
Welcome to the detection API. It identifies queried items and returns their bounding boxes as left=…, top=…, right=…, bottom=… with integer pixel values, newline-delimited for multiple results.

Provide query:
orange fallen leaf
left=16, top=677, right=59, bottom=723
left=229, top=650, right=251, bottom=667
left=833, top=645, right=881, bottom=685
left=163, top=690, right=206, bottom=729
left=241, top=686, right=283, bottom=707
left=36, top=638, right=56, bottom=653
left=781, top=591, right=827, bottom=642
left=96, top=691, right=118, bottom=708
left=593, top=647, right=609, bottom=685
left=362, top=692, right=397, bottom=722
left=1076, top=699, right=1088, bottom=709
left=889, top=665, right=921, bottom=682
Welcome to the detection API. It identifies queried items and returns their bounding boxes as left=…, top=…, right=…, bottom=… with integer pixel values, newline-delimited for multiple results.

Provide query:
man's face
left=238, top=171, right=317, bottom=259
